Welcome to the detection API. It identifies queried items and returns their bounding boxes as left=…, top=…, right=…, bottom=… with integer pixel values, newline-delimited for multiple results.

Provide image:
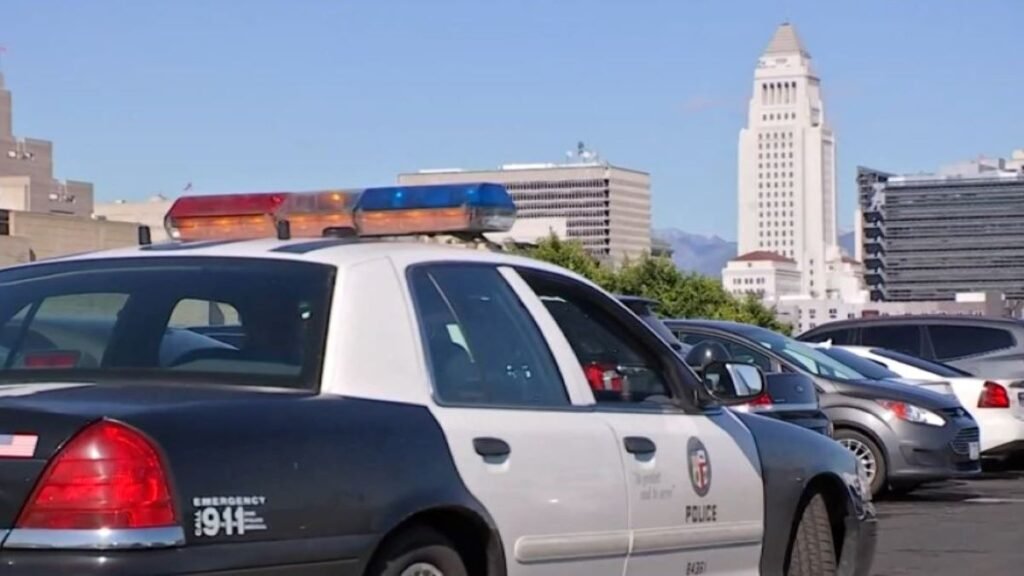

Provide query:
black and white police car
left=0, top=183, right=875, bottom=576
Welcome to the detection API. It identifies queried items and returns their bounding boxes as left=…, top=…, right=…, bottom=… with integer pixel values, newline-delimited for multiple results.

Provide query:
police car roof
left=23, top=237, right=586, bottom=279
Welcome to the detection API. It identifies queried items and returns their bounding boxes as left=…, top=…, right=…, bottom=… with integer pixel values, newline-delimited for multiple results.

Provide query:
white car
left=832, top=346, right=1024, bottom=459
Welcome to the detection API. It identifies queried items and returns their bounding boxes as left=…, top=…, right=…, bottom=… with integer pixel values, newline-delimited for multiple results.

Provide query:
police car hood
left=828, top=377, right=959, bottom=409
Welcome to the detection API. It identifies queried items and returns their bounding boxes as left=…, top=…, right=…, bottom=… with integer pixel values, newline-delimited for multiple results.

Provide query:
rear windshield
left=870, top=348, right=972, bottom=378
left=817, top=347, right=901, bottom=380
left=0, top=257, right=334, bottom=389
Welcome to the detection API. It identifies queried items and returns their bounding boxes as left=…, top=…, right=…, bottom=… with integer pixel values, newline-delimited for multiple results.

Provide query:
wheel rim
left=400, top=563, right=444, bottom=576
left=838, top=438, right=877, bottom=484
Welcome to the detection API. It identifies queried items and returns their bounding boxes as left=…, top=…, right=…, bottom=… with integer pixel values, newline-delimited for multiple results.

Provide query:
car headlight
left=876, top=399, right=945, bottom=427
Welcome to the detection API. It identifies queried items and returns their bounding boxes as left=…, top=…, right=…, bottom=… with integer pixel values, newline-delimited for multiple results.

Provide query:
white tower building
left=734, top=23, right=838, bottom=298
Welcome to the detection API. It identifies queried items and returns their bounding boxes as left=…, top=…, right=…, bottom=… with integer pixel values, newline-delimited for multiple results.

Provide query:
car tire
left=834, top=428, right=887, bottom=497
left=786, top=493, right=837, bottom=576
left=368, top=526, right=468, bottom=576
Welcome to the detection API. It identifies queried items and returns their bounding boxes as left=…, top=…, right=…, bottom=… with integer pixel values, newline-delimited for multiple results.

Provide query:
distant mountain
left=655, top=228, right=737, bottom=277
left=655, top=228, right=860, bottom=276
left=839, top=231, right=856, bottom=257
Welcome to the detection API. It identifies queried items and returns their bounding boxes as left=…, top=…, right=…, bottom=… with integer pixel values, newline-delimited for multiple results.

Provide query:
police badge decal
left=687, top=437, right=712, bottom=497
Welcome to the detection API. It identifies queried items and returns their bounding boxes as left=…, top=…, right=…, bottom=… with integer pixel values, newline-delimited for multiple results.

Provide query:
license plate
left=969, top=442, right=980, bottom=461
left=1018, top=391, right=1024, bottom=405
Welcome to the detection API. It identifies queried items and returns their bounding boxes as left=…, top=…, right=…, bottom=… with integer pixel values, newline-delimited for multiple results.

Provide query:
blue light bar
left=356, top=183, right=515, bottom=212
left=353, top=183, right=516, bottom=236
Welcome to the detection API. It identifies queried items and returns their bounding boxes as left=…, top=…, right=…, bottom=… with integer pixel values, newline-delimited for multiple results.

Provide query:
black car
left=798, top=315, right=1024, bottom=379
left=668, top=319, right=982, bottom=497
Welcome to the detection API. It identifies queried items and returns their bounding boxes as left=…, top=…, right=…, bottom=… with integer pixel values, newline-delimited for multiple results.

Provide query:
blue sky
left=1, top=1, right=1021, bottom=239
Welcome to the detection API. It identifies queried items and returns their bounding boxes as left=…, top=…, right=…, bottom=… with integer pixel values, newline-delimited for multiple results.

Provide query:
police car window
left=0, top=258, right=332, bottom=390
left=161, top=299, right=245, bottom=367
left=521, top=274, right=672, bottom=405
left=410, top=265, right=568, bottom=407
left=3, top=293, right=128, bottom=369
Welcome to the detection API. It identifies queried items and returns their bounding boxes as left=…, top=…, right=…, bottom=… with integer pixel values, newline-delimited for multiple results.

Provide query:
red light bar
left=165, top=193, right=288, bottom=241
left=164, top=191, right=359, bottom=242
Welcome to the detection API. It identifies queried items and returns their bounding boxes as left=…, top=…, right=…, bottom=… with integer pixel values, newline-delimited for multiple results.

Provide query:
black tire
left=786, top=493, right=838, bottom=576
left=368, top=526, right=468, bottom=576
left=834, top=428, right=887, bottom=497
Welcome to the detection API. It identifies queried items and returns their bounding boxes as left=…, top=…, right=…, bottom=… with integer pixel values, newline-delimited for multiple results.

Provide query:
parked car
left=798, top=316, right=1024, bottom=379
left=811, top=345, right=955, bottom=396
left=614, top=296, right=831, bottom=437
left=826, top=345, right=1024, bottom=461
left=667, top=320, right=981, bottom=497
left=0, top=184, right=878, bottom=576
left=615, top=295, right=691, bottom=355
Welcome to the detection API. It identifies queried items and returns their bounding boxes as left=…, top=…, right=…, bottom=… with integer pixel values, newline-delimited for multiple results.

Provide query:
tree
left=511, top=235, right=612, bottom=286
left=519, top=236, right=791, bottom=333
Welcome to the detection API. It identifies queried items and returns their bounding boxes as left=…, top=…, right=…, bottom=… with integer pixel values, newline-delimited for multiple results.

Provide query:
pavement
left=871, top=470, right=1024, bottom=576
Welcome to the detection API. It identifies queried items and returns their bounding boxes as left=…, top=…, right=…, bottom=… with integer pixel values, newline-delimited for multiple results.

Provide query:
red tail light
left=16, top=420, right=177, bottom=530
left=24, top=350, right=81, bottom=369
left=748, top=392, right=774, bottom=407
left=978, top=381, right=1010, bottom=409
left=584, top=362, right=623, bottom=392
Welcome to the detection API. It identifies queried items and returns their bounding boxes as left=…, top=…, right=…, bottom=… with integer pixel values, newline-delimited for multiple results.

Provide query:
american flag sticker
left=0, top=434, right=38, bottom=458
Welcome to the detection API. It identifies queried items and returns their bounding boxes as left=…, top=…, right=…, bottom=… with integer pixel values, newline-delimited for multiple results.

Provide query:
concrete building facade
left=734, top=23, right=840, bottom=297
left=724, top=23, right=863, bottom=320
left=722, top=251, right=802, bottom=301
left=399, top=155, right=651, bottom=265
left=859, top=154, right=1024, bottom=302
left=94, top=195, right=176, bottom=242
left=0, top=72, right=93, bottom=217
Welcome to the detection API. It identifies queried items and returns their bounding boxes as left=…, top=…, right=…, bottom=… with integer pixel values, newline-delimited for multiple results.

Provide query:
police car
left=0, top=183, right=875, bottom=576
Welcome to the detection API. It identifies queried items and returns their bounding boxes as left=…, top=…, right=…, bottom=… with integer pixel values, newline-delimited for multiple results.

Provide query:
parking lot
left=872, top=470, right=1024, bottom=575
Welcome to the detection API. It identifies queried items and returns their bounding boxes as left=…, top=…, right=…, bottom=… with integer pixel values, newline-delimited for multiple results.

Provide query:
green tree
left=519, top=236, right=791, bottom=333
left=511, top=234, right=612, bottom=285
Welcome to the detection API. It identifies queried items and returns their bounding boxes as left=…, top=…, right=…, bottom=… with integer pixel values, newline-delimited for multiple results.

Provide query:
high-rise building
left=0, top=71, right=94, bottom=217
left=398, top=149, right=651, bottom=264
left=734, top=23, right=838, bottom=295
left=859, top=154, right=1024, bottom=302
left=725, top=22, right=856, bottom=301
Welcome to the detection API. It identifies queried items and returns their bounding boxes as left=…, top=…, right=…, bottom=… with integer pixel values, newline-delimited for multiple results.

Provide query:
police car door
left=408, top=264, right=629, bottom=576
left=517, top=269, right=765, bottom=576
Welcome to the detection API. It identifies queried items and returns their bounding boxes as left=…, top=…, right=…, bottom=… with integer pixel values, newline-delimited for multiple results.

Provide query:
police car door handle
left=623, top=436, right=657, bottom=455
left=473, top=437, right=511, bottom=458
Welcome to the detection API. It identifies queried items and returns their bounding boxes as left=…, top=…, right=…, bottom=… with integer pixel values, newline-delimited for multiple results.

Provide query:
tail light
left=16, top=420, right=177, bottom=530
left=584, top=362, right=623, bottom=392
left=748, top=392, right=773, bottom=408
left=978, top=381, right=1010, bottom=409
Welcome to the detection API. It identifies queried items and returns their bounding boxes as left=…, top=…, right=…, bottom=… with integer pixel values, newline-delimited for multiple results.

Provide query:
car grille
left=950, top=427, right=980, bottom=455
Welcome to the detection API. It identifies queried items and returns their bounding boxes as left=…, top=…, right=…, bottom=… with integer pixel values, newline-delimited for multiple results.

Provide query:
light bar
left=281, top=191, right=359, bottom=238
left=164, top=193, right=287, bottom=241
left=353, top=183, right=515, bottom=237
left=162, top=183, right=515, bottom=242
left=164, top=191, right=358, bottom=241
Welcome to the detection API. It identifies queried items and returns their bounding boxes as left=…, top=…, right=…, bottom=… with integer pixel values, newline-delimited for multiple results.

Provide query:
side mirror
left=701, top=361, right=766, bottom=406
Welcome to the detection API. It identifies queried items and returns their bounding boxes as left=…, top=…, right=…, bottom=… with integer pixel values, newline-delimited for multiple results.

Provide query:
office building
left=724, top=23, right=860, bottom=301
left=0, top=71, right=94, bottom=217
left=0, top=71, right=141, bottom=266
left=399, top=147, right=651, bottom=264
left=859, top=153, right=1024, bottom=302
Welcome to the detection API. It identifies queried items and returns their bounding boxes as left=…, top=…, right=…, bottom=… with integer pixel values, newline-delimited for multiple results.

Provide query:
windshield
left=818, top=347, right=902, bottom=380
left=737, top=325, right=866, bottom=381
left=871, top=348, right=973, bottom=378
left=0, top=257, right=334, bottom=389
